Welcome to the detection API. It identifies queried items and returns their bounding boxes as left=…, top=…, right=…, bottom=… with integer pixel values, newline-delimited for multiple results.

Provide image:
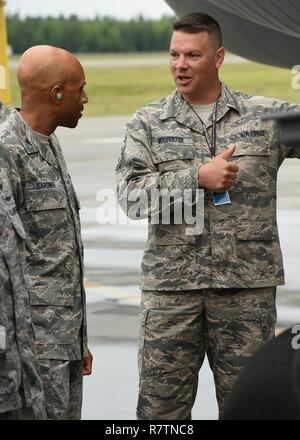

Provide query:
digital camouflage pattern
left=0, top=102, right=11, bottom=124
left=0, top=109, right=88, bottom=361
left=116, top=84, right=300, bottom=291
left=117, top=83, right=300, bottom=419
left=37, top=359, right=83, bottom=419
left=137, top=287, right=276, bottom=419
left=0, top=168, right=45, bottom=418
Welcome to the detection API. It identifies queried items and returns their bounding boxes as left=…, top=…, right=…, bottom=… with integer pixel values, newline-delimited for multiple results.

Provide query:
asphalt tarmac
left=56, top=115, right=300, bottom=420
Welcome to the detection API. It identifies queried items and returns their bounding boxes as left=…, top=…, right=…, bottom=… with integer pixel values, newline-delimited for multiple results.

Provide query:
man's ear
left=215, top=46, right=225, bottom=69
left=51, top=84, right=64, bottom=104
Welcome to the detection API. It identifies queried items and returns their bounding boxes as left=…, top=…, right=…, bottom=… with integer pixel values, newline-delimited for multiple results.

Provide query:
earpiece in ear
left=56, top=93, right=62, bottom=101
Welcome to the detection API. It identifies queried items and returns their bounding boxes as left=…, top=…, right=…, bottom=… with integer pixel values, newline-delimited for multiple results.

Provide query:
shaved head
left=17, top=45, right=82, bottom=95
left=17, top=45, right=88, bottom=134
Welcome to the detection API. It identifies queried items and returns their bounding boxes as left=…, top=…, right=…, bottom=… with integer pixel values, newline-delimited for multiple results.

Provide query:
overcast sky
left=6, top=0, right=174, bottom=19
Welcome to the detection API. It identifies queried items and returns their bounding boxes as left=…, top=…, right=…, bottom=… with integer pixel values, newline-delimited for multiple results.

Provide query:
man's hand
left=198, top=144, right=238, bottom=192
left=83, top=348, right=93, bottom=376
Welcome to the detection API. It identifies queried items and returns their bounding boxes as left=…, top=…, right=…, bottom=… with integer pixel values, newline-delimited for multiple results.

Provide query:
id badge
left=212, top=191, right=231, bottom=206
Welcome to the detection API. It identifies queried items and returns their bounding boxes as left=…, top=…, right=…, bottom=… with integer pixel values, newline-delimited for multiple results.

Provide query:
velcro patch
left=158, top=136, right=184, bottom=144
left=25, top=181, right=56, bottom=191
left=230, top=130, right=267, bottom=141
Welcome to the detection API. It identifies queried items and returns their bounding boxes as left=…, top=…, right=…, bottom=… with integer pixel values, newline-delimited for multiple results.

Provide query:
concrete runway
left=56, top=115, right=300, bottom=419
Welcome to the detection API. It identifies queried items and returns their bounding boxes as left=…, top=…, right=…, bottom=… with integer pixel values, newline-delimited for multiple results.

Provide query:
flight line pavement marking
left=85, top=280, right=140, bottom=304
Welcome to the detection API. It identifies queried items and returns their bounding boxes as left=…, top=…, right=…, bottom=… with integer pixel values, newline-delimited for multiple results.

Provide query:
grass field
left=8, top=53, right=300, bottom=117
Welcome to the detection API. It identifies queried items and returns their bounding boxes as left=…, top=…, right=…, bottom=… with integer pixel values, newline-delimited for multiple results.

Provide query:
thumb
left=218, top=144, right=236, bottom=160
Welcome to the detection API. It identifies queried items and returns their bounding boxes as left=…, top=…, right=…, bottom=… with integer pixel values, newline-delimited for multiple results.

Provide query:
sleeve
left=115, top=111, right=199, bottom=220
left=0, top=143, right=24, bottom=209
left=270, top=101, right=300, bottom=166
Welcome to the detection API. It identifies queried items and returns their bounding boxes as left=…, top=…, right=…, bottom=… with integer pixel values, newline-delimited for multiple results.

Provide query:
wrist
left=198, top=165, right=206, bottom=189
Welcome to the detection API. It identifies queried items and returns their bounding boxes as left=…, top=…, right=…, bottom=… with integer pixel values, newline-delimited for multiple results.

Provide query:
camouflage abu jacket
left=0, top=102, right=11, bottom=124
left=116, top=84, right=300, bottom=291
left=0, top=110, right=87, bottom=360
left=0, top=169, right=45, bottom=417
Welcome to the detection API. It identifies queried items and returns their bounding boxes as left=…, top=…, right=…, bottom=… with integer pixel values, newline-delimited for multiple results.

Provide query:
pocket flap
left=29, top=280, right=74, bottom=306
left=233, top=142, right=270, bottom=157
left=152, top=145, right=194, bottom=164
left=33, top=327, right=76, bottom=345
left=153, top=224, right=196, bottom=245
left=237, top=222, right=274, bottom=241
left=25, top=188, right=67, bottom=212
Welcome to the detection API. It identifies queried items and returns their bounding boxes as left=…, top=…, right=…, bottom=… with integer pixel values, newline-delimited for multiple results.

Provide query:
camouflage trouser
left=0, top=407, right=36, bottom=420
left=38, top=359, right=83, bottom=420
left=0, top=392, right=46, bottom=420
left=137, top=287, right=277, bottom=420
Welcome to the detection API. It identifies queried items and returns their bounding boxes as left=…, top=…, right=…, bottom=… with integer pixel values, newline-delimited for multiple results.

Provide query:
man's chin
left=60, top=120, right=79, bottom=129
left=177, top=85, right=193, bottom=96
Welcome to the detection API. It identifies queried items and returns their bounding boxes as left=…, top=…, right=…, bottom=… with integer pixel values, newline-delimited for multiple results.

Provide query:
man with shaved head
left=0, top=45, right=92, bottom=419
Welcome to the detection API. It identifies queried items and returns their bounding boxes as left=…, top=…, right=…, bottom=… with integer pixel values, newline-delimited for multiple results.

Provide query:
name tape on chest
left=158, top=136, right=184, bottom=144
left=25, top=181, right=56, bottom=191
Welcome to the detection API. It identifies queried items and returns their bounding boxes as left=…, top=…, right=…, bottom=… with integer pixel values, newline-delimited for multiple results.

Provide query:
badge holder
left=212, top=191, right=231, bottom=206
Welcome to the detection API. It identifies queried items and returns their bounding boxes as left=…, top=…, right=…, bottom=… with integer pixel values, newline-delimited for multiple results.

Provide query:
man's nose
left=176, top=56, right=188, bottom=69
left=82, top=90, right=88, bottom=104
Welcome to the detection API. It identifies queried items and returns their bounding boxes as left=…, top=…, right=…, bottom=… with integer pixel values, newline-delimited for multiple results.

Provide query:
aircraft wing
left=165, top=0, right=300, bottom=68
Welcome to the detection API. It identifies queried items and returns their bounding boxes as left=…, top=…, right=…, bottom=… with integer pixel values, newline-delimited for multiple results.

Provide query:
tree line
left=7, top=15, right=175, bottom=54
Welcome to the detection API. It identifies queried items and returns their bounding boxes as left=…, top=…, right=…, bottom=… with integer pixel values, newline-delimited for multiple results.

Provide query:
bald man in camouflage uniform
left=0, top=46, right=93, bottom=419
left=0, top=166, right=45, bottom=420
left=116, top=13, right=300, bottom=419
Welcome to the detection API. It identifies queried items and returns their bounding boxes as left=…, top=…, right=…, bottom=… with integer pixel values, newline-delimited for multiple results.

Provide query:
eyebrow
left=170, top=49, right=202, bottom=54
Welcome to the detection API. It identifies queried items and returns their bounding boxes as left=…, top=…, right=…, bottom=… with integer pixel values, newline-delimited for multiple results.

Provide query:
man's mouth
left=177, top=75, right=192, bottom=85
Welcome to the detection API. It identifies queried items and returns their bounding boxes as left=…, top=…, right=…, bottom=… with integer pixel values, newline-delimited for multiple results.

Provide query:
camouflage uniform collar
left=160, top=84, right=241, bottom=131
left=217, top=83, right=242, bottom=118
left=8, top=109, right=38, bottom=152
left=8, top=109, right=59, bottom=168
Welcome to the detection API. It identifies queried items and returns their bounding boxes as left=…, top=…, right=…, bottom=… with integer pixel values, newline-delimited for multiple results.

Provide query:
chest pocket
left=24, top=186, right=69, bottom=243
left=152, top=138, right=194, bottom=171
left=25, top=187, right=67, bottom=211
left=231, top=141, right=271, bottom=192
left=233, top=141, right=270, bottom=157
